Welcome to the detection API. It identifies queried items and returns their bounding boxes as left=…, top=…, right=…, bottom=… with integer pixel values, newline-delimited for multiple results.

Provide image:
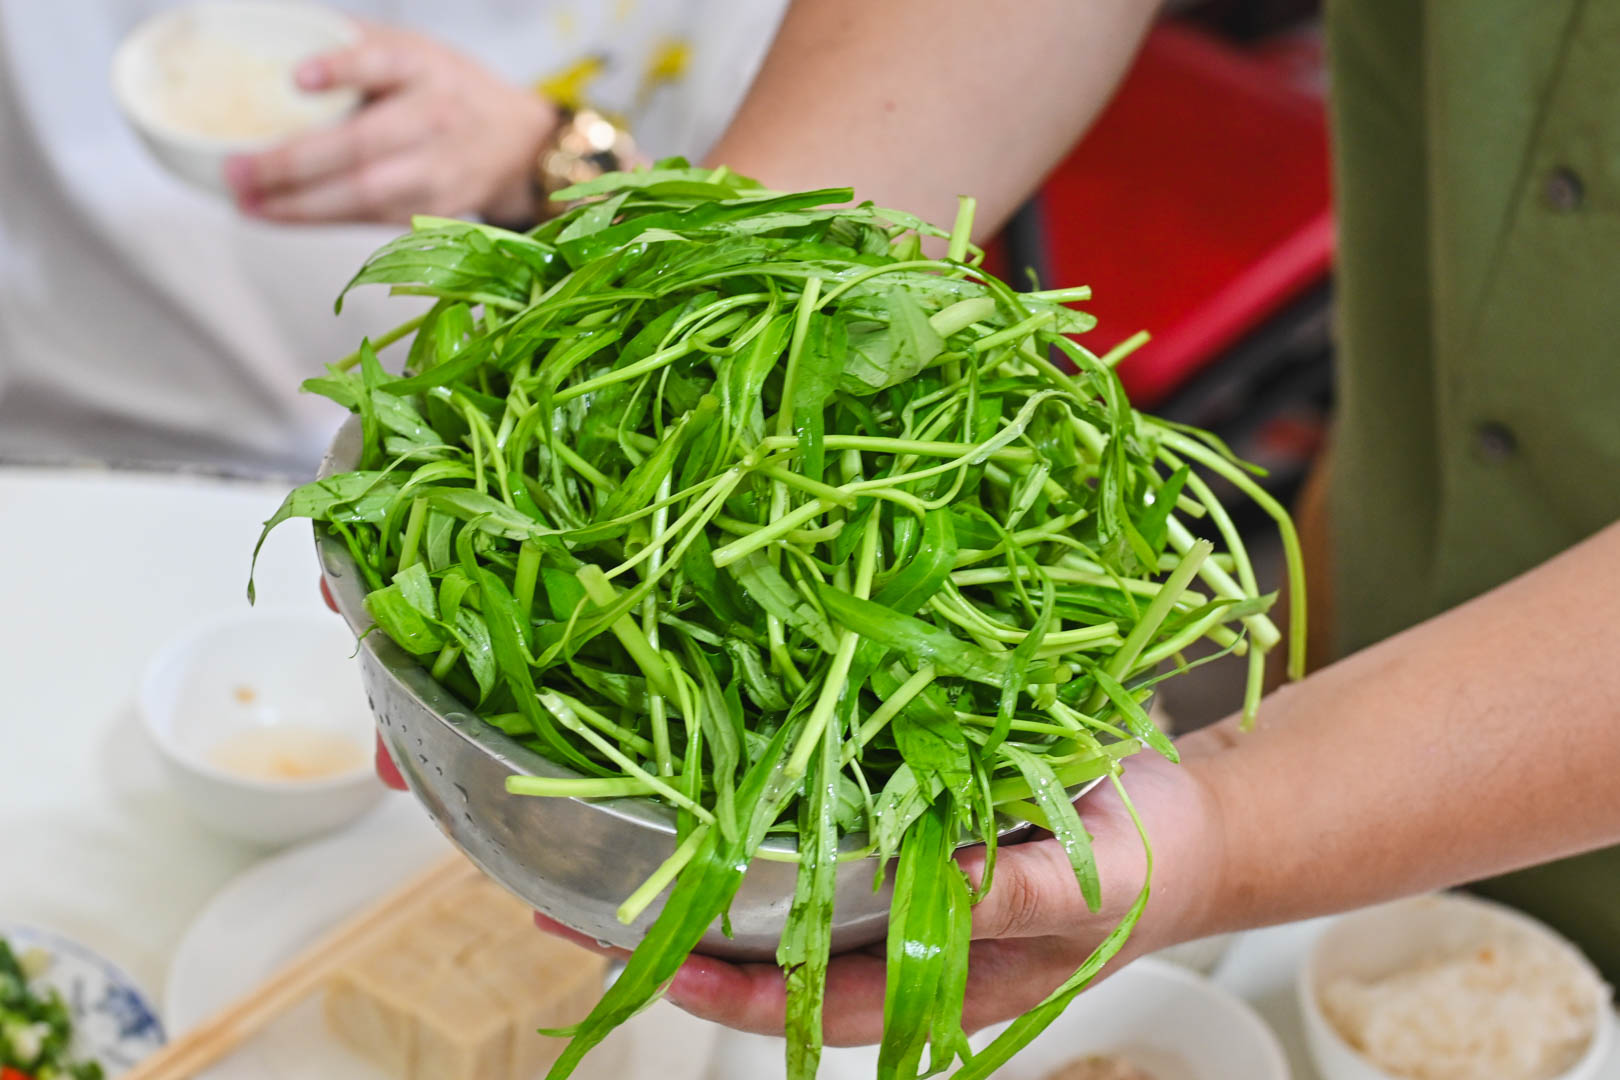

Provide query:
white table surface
left=3, top=464, right=1610, bottom=1080
left=0, top=466, right=327, bottom=996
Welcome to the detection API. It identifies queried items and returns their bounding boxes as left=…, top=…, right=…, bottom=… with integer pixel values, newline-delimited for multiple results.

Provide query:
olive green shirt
left=1328, top=0, right=1620, bottom=977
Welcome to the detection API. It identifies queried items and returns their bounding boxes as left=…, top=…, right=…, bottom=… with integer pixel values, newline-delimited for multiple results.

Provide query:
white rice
left=1320, top=926, right=1604, bottom=1080
left=1043, top=1055, right=1159, bottom=1080
left=148, top=25, right=350, bottom=141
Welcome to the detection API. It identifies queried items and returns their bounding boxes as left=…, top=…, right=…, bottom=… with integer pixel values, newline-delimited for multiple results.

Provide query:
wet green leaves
left=252, top=163, right=1302, bottom=1080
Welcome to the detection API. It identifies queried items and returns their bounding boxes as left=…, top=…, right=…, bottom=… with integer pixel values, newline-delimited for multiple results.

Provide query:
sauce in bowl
left=207, top=725, right=367, bottom=783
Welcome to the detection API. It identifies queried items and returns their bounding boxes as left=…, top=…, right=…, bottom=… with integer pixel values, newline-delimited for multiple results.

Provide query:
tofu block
left=324, top=953, right=426, bottom=1076
left=324, top=965, right=417, bottom=1075
left=411, top=971, right=512, bottom=1080
left=325, top=867, right=611, bottom=1080
left=462, top=933, right=606, bottom=1079
left=399, top=901, right=489, bottom=964
left=431, top=877, right=535, bottom=941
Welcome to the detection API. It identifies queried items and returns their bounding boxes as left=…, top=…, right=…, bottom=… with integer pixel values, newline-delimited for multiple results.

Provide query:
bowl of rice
left=1299, top=893, right=1615, bottom=1080
left=111, top=2, right=360, bottom=195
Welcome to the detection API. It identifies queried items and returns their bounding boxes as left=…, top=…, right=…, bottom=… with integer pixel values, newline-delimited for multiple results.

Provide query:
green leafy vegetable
left=0, top=937, right=106, bottom=1080
left=253, top=162, right=1304, bottom=1080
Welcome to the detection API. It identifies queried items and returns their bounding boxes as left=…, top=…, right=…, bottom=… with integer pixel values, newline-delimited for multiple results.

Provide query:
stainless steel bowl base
left=357, top=634, right=893, bottom=960
left=318, top=416, right=1103, bottom=962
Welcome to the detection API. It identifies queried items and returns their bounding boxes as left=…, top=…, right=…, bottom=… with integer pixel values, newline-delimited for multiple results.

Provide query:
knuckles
left=975, top=861, right=1047, bottom=939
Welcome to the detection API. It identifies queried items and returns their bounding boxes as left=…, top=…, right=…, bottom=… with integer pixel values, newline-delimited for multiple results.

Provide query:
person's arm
left=703, top=0, right=1161, bottom=240
left=1185, top=516, right=1620, bottom=931
left=662, top=519, right=1620, bottom=1041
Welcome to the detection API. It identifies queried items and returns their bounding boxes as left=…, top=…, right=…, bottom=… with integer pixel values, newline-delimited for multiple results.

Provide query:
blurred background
left=992, top=0, right=1331, bottom=727
left=0, top=0, right=1327, bottom=713
left=0, top=0, right=791, bottom=474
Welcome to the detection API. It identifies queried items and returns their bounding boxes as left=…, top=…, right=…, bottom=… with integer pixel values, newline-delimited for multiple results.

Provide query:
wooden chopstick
left=124, top=852, right=479, bottom=1080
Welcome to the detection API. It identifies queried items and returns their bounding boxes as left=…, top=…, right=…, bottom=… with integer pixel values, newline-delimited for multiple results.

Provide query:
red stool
left=1022, top=20, right=1334, bottom=409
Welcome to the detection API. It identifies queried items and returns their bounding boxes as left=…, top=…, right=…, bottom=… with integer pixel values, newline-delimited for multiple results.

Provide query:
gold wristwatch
left=533, top=107, right=637, bottom=222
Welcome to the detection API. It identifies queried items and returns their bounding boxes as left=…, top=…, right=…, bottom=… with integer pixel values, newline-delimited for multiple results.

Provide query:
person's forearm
left=703, top=0, right=1159, bottom=240
left=1180, top=520, right=1620, bottom=938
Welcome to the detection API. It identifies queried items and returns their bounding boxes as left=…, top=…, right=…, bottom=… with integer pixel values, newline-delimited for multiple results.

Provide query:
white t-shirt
left=0, top=0, right=785, bottom=476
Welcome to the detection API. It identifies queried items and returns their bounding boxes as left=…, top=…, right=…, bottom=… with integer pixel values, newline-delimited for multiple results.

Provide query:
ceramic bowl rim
left=137, top=606, right=377, bottom=795
left=110, top=0, right=360, bottom=155
left=1297, top=892, right=1617, bottom=1080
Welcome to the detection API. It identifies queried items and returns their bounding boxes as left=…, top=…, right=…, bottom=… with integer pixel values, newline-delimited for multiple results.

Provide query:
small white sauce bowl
left=1300, top=893, right=1616, bottom=1080
left=139, top=608, right=383, bottom=846
left=111, top=2, right=360, bottom=196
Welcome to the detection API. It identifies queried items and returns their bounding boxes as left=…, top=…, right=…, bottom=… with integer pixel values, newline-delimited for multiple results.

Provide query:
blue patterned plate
left=1, top=924, right=166, bottom=1077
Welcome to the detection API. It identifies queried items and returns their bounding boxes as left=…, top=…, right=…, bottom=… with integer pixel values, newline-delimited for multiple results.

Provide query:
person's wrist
left=1163, top=739, right=1249, bottom=950
left=1172, top=683, right=1312, bottom=941
left=1082, top=753, right=1233, bottom=965
left=481, top=92, right=560, bottom=227
left=1095, top=749, right=1234, bottom=965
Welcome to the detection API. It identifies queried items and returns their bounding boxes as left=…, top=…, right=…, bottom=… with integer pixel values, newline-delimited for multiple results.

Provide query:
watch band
left=534, top=107, right=637, bottom=222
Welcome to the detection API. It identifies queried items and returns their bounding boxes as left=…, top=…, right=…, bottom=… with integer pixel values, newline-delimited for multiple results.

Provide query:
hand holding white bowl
left=112, top=2, right=361, bottom=195
left=223, top=20, right=559, bottom=226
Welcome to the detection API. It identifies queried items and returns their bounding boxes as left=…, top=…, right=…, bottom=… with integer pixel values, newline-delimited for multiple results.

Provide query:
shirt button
left=1543, top=167, right=1584, bottom=212
left=1474, top=421, right=1519, bottom=463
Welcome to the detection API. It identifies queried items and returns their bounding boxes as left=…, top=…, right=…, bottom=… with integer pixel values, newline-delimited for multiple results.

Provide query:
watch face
left=537, top=112, right=633, bottom=216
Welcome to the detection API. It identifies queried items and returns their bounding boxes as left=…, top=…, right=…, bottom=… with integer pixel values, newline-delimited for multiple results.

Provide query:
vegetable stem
left=397, top=497, right=428, bottom=572
left=1088, top=540, right=1212, bottom=713
left=787, top=521, right=878, bottom=777
left=947, top=196, right=976, bottom=263
left=577, top=565, right=676, bottom=699
left=335, top=311, right=430, bottom=370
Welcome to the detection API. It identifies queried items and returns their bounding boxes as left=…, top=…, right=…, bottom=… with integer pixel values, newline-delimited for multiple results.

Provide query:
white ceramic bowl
left=705, top=957, right=1290, bottom=1080
left=139, top=608, right=382, bottom=846
left=1151, top=931, right=1239, bottom=976
left=111, top=2, right=359, bottom=195
left=1300, top=893, right=1617, bottom=1080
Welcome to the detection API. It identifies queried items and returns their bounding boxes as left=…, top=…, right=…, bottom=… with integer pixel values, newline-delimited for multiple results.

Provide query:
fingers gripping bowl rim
left=316, top=416, right=1102, bottom=960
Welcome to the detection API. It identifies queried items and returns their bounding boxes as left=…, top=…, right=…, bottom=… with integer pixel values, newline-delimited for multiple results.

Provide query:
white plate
left=2, top=923, right=167, bottom=1076
left=706, top=956, right=1289, bottom=1080
left=165, top=797, right=719, bottom=1079
left=983, top=957, right=1291, bottom=1080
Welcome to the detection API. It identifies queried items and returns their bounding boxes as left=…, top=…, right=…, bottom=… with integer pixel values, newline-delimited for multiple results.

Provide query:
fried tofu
left=325, top=871, right=609, bottom=1080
